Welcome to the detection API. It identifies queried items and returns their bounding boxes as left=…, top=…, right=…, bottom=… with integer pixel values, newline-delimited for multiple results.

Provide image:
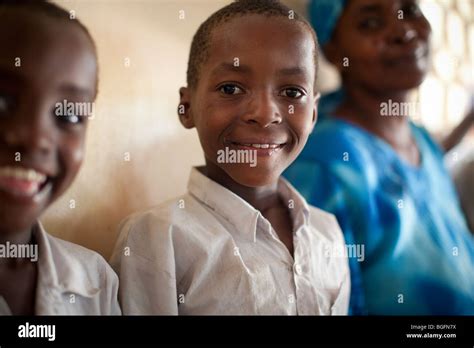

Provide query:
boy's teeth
left=233, top=142, right=283, bottom=149
left=0, top=166, right=51, bottom=199
left=249, top=144, right=281, bottom=149
left=0, top=166, right=47, bottom=183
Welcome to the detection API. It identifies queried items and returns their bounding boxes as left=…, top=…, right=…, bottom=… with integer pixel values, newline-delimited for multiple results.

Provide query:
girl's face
left=326, top=0, right=431, bottom=93
left=0, top=11, right=97, bottom=236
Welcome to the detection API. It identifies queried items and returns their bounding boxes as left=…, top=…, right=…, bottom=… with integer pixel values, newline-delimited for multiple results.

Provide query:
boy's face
left=180, top=15, right=318, bottom=187
left=0, top=12, right=97, bottom=236
left=327, top=0, right=431, bottom=92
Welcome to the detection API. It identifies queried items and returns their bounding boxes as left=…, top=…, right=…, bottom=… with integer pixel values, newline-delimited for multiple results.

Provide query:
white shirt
left=111, top=168, right=350, bottom=315
left=0, top=223, right=121, bottom=315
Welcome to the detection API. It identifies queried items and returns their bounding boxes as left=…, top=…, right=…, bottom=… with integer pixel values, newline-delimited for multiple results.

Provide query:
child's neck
left=0, top=227, right=34, bottom=247
left=199, top=165, right=281, bottom=214
left=201, top=164, right=295, bottom=257
left=0, top=226, right=35, bottom=269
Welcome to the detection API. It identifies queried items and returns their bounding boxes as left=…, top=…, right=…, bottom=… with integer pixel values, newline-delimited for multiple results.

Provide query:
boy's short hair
left=187, top=0, right=319, bottom=89
left=0, top=0, right=96, bottom=55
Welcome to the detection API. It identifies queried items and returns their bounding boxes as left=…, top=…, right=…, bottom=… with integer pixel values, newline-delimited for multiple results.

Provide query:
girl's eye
left=218, top=84, right=243, bottom=95
left=280, top=88, right=304, bottom=99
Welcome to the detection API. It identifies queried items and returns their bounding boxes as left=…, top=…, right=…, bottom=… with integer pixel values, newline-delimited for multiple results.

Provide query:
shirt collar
left=187, top=167, right=311, bottom=242
left=278, top=175, right=311, bottom=231
left=0, top=223, right=100, bottom=315
left=34, top=222, right=101, bottom=301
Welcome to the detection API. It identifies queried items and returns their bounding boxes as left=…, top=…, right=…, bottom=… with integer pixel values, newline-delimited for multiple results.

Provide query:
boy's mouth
left=226, top=140, right=286, bottom=156
left=0, top=166, right=54, bottom=203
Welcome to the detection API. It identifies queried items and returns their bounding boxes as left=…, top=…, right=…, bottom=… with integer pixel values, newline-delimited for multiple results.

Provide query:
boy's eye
left=218, top=84, right=244, bottom=95
left=280, top=87, right=304, bottom=99
left=53, top=101, right=88, bottom=126
left=55, top=113, right=84, bottom=126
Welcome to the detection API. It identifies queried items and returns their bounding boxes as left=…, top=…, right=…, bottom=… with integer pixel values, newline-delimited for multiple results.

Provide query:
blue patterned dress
left=284, top=117, right=474, bottom=315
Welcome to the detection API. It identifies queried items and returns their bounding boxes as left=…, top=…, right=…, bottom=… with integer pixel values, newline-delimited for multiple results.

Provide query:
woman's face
left=326, top=0, right=431, bottom=94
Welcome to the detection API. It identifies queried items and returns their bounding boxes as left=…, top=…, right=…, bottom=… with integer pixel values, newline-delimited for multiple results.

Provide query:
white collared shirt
left=111, top=168, right=350, bottom=315
left=0, top=223, right=121, bottom=315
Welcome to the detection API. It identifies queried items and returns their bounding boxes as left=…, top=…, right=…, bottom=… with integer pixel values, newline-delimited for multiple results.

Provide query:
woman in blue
left=284, top=0, right=474, bottom=315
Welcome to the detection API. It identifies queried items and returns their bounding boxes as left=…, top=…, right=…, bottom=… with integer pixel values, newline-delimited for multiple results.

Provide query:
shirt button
left=294, top=264, right=302, bottom=275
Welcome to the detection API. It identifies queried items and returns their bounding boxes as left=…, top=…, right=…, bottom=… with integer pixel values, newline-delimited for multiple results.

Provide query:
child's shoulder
left=47, top=233, right=108, bottom=266
left=37, top=226, right=120, bottom=315
left=115, top=193, right=219, bottom=250
left=121, top=193, right=212, bottom=231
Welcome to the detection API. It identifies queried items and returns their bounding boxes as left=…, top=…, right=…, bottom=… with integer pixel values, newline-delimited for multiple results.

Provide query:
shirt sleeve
left=109, top=214, right=179, bottom=315
left=331, top=265, right=351, bottom=315
left=284, top=159, right=371, bottom=315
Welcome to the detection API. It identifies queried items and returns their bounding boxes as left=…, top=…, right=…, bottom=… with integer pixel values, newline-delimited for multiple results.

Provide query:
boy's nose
left=242, top=92, right=282, bottom=127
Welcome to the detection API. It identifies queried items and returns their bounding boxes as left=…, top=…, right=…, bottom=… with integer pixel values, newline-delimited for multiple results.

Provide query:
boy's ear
left=178, top=87, right=195, bottom=129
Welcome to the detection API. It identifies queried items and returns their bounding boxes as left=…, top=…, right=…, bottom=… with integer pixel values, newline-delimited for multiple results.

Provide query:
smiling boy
left=0, top=0, right=120, bottom=315
left=111, top=0, right=350, bottom=315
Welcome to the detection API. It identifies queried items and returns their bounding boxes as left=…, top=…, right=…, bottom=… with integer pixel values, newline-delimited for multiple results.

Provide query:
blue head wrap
left=308, top=0, right=347, bottom=116
left=309, top=0, right=347, bottom=47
